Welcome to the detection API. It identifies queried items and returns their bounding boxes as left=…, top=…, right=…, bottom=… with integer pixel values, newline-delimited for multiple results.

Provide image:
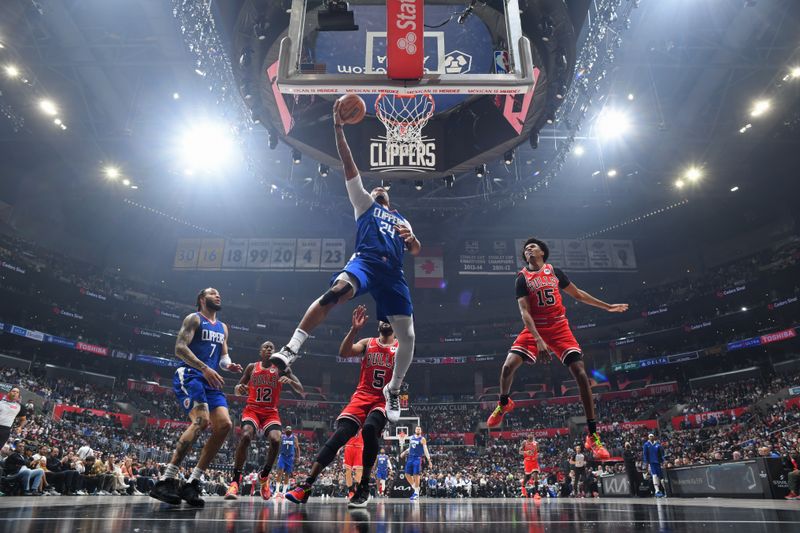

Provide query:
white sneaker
left=270, top=346, right=298, bottom=371
left=383, top=385, right=401, bottom=423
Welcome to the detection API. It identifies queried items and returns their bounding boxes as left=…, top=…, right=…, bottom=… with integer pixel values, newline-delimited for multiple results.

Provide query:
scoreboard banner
left=174, top=238, right=347, bottom=272
left=457, top=238, right=637, bottom=275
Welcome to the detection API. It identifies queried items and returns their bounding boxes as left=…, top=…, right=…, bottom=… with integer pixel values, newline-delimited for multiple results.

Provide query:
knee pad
left=319, top=284, right=352, bottom=306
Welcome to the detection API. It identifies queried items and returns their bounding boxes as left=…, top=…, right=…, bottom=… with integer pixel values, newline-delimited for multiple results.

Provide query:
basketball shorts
left=649, top=463, right=663, bottom=478
left=337, top=391, right=386, bottom=427
left=510, top=320, right=582, bottom=365
left=524, top=459, right=541, bottom=475
left=344, top=445, right=363, bottom=469
left=333, top=254, right=413, bottom=322
left=241, top=405, right=281, bottom=435
left=277, top=455, right=294, bottom=474
left=173, top=367, right=228, bottom=414
left=376, top=469, right=389, bottom=480
left=405, top=457, right=422, bottom=475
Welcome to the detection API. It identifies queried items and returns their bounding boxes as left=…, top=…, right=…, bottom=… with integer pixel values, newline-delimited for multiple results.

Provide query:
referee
left=0, top=387, right=28, bottom=446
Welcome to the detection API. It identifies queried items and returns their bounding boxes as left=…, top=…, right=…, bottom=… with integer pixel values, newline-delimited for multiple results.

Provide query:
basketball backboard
left=277, top=0, right=534, bottom=95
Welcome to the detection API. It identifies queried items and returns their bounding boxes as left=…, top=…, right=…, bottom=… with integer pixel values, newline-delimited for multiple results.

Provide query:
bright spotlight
left=790, top=66, right=800, bottom=79
left=172, top=92, right=180, bottom=100
left=178, top=122, right=236, bottom=171
left=741, top=306, right=747, bottom=312
left=573, top=145, right=585, bottom=156
left=414, top=180, right=424, bottom=191
left=607, top=169, right=617, bottom=177
left=292, top=149, right=302, bottom=165
left=39, top=99, right=58, bottom=116
left=675, top=179, right=685, bottom=189
left=595, top=109, right=631, bottom=140
left=730, top=186, right=739, bottom=192
left=4, top=65, right=19, bottom=78
left=627, top=93, right=634, bottom=101
left=53, top=118, right=62, bottom=126
left=750, top=99, right=771, bottom=117
left=122, top=178, right=131, bottom=186
left=475, top=164, right=487, bottom=179
left=685, top=167, right=702, bottom=182
left=104, top=166, right=120, bottom=180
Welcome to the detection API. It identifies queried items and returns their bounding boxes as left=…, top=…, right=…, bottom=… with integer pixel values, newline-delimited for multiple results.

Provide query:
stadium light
left=172, top=92, right=180, bottom=100
left=318, top=163, right=329, bottom=177
left=675, top=179, right=685, bottom=189
left=122, top=178, right=131, bottom=186
left=627, top=93, right=634, bottom=101
left=443, top=174, right=455, bottom=188
left=607, top=169, right=617, bottom=177
left=414, top=180, right=424, bottom=191
left=790, top=66, right=800, bottom=79
left=730, top=186, right=739, bottom=192
left=685, top=166, right=702, bottom=182
left=104, top=166, right=120, bottom=180
left=39, top=99, right=58, bottom=116
left=573, top=145, right=585, bottom=156
left=178, top=121, right=236, bottom=171
left=4, top=64, right=19, bottom=78
left=594, top=108, right=631, bottom=140
left=292, top=149, right=302, bottom=165
left=750, top=99, right=771, bottom=117
left=503, top=150, right=514, bottom=165
left=475, top=164, right=487, bottom=179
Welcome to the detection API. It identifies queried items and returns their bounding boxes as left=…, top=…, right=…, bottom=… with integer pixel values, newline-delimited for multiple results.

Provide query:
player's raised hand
left=279, top=375, right=294, bottom=385
left=352, top=304, right=368, bottom=330
left=333, top=99, right=344, bottom=126
left=607, top=303, right=629, bottom=313
left=202, top=366, right=225, bottom=390
left=394, top=224, right=415, bottom=244
left=234, top=383, right=248, bottom=396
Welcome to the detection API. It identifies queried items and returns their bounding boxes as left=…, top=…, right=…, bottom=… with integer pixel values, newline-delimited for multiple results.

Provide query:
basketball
left=337, top=94, right=366, bottom=124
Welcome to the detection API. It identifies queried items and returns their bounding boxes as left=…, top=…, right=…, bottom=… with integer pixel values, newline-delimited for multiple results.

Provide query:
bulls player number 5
left=255, top=387, right=273, bottom=403
left=372, top=369, right=386, bottom=389
left=535, top=288, right=555, bottom=307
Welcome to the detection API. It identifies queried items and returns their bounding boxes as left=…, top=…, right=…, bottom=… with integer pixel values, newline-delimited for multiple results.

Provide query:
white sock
left=287, top=329, right=308, bottom=353
left=387, top=315, right=415, bottom=391
left=161, top=464, right=179, bottom=480
left=188, top=467, right=204, bottom=483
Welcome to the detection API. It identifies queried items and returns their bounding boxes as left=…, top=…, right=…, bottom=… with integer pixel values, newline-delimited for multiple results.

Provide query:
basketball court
left=1, top=496, right=798, bottom=532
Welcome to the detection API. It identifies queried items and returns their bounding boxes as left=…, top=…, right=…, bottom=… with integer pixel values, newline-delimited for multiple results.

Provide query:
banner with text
left=174, top=238, right=346, bottom=272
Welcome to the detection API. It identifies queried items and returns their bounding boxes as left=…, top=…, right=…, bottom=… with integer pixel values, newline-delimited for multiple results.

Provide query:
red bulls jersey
left=355, top=338, right=397, bottom=397
left=523, top=440, right=539, bottom=460
left=517, top=264, right=571, bottom=324
left=247, top=362, right=283, bottom=409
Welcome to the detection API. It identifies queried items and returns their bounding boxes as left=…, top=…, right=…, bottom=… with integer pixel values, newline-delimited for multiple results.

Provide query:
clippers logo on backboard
left=369, top=137, right=436, bottom=173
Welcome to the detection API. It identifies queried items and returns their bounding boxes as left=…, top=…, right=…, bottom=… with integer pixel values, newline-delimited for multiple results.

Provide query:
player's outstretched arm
left=280, top=369, right=305, bottom=395
left=339, top=305, right=370, bottom=357
left=219, top=324, right=244, bottom=373
left=562, top=283, right=628, bottom=313
left=234, top=363, right=255, bottom=396
left=422, top=438, right=432, bottom=466
left=334, top=102, right=374, bottom=218
left=519, top=441, right=526, bottom=456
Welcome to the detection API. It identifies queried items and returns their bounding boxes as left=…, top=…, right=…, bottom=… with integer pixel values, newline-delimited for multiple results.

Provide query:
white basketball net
left=375, top=93, right=435, bottom=146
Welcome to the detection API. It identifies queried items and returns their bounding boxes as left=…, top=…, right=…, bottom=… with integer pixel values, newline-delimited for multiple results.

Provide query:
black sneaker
left=348, top=483, right=371, bottom=508
left=149, top=478, right=181, bottom=505
left=179, top=479, right=205, bottom=507
left=269, top=346, right=298, bottom=371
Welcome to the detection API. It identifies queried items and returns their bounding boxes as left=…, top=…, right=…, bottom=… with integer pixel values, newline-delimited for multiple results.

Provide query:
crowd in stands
left=1, top=362, right=799, bottom=499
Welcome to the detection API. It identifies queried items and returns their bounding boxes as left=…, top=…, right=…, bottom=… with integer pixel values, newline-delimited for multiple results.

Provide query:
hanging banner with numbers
left=174, top=238, right=346, bottom=272
left=457, top=238, right=637, bottom=275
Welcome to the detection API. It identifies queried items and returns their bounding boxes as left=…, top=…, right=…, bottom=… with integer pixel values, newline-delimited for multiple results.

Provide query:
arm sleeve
left=554, top=267, right=571, bottom=289
left=345, top=175, right=375, bottom=218
left=515, top=274, right=528, bottom=299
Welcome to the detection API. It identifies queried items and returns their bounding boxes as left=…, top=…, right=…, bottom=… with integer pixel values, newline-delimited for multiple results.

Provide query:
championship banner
left=387, top=0, right=424, bottom=80
left=414, top=245, right=444, bottom=288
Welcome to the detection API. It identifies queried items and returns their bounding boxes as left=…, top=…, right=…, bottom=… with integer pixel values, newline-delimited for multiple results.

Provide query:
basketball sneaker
left=487, top=399, right=515, bottom=428
left=259, top=475, right=272, bottom=500
left=383, top=385, right=402, bottom=423
left=149, top=478, right=181, bottom=505
left=348, top=483, right=370, bottom=508
left=584, top=432, right=611, bottom=460
left=179, top=479, right=205, bottom=507
left=224, top=481, right=239, bottom=500
left=533, top=493, right=541, bottom=501
left=285, top=484, right=312, bottom=504
left=409, top=490, right=419, bottom=501
left=521, top=485, right=528, bottom=498
left=270, top=346, right=298, bottom=371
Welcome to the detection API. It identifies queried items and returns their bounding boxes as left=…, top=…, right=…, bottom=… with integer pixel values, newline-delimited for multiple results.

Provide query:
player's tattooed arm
left=235, top=364, right=255, bottom=396
left=174, top=314, right=205, bottom=369
left=562, top=283, right=629, bottom=313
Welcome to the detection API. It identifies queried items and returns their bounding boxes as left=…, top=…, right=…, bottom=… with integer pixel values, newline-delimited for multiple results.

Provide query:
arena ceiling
left=0, top=0, right=798, bottom=249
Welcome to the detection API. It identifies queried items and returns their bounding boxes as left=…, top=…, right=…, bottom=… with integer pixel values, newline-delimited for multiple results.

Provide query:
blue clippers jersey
left=185, top=313, right=225, bottom=372
left=280, top=434, right=296, bottom=457
left=354, top=202, right=410, bottom=268
left=409, top=435, right=424, bottom=458
left=376, top=454, right=389, bottom=473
